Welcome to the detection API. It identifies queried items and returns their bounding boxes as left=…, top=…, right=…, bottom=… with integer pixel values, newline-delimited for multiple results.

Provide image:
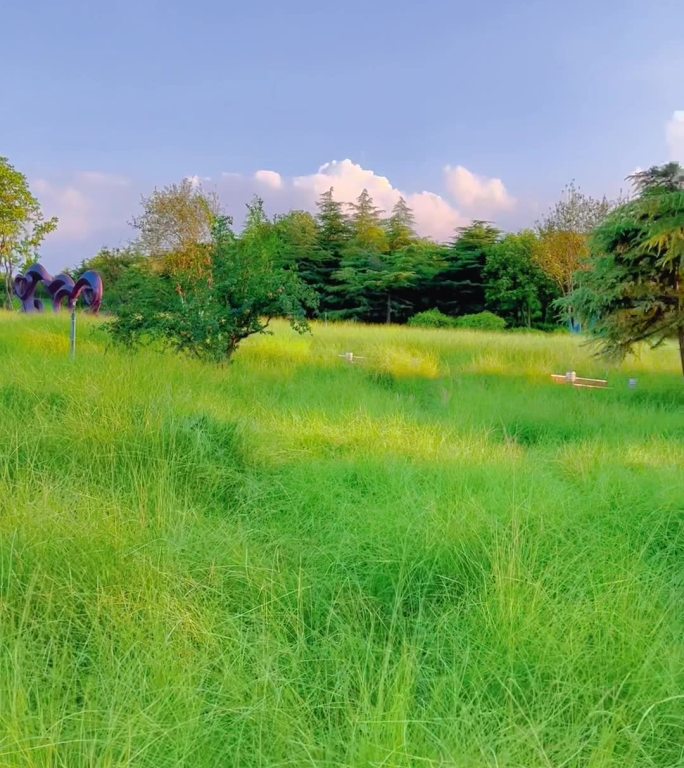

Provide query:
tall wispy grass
left=0, top=313, right=682, bottom=766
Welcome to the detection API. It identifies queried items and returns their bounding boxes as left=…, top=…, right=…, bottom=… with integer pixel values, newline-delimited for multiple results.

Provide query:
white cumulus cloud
left=666, top=111, right=684, bottom=161
left=443, top=165, right=515, bottom=215
left=254, top=170, right=283, bottom=189
left=292, top=159, right=468, bottom=237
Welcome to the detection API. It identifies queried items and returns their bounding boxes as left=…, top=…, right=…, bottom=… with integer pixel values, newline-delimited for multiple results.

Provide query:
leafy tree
left=107, top=217, right=316, bottom=362
left=242, top=195, right=270, bottom=235
left=534, top=181, right=620, bottom=300
left=485, top=231, right=558, bottom=327
left=435, top=221, right=500, bottom=316
left=539, top=180, right=617, bottom=233
left=272, top=209, right=319, bottom=271
left=0, top=157, right=57, bottom=309
left=567, top=163, right=684, bottom=374
left=131, top=178, right=225, bottom=281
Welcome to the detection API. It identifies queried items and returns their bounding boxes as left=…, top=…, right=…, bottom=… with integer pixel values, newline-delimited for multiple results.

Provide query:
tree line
left=1, top=155, right=682, bottom=372
left=76, top=178, right=619, bottom=330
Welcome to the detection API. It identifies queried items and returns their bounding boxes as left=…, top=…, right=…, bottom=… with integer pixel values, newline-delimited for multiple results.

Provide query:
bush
left=454, top=311, right=507, bottom=331
left=407, top=309, right=456, bottom=329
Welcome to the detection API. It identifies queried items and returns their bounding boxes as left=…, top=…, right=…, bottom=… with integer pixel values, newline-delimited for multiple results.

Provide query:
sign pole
left=70, top=307, right=76, bottom=359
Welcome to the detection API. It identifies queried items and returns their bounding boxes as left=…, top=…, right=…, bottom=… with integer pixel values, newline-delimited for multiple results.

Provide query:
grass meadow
left=0, top=312, right=682, bottom=767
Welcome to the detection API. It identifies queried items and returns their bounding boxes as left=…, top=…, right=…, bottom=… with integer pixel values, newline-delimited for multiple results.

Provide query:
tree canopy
left=0, top=157, right=57, bottom=309
left=534, top=181, right=621, bottom=300
left=130, top=179, right=224, bottom=280
left=567, top=163, right=684, bottom=374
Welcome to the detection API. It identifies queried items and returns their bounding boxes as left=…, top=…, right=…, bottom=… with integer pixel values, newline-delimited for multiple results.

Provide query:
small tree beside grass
left=107, top=217, right=316, bottom=362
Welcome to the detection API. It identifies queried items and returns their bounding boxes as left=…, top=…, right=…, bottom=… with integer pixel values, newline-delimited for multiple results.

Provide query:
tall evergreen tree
left=313, top=188, right=350, bottom=312
left=348, top=189, right=387, bottom=252
left=433, top=221, right=500, bottom=316
left=334, top=195, right=439, bottom=323
left=386, top=196, right=416, bottom=253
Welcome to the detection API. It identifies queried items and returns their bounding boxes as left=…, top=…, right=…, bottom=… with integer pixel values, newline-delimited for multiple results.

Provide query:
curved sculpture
left=13, top=264, right=103, bottom=313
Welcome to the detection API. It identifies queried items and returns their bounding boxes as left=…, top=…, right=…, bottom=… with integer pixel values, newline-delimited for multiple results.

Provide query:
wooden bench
left=551, top=373, right=608, bottom=389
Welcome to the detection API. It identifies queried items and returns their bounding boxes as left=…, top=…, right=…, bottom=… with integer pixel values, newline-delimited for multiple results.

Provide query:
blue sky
left=2, top=0, right=683, bottom=269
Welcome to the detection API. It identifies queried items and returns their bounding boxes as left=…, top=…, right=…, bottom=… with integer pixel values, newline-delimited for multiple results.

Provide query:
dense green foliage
left=485, top=231, right=557, bottom=327
left=454, top=310, right=507, bottom=330
left=568, top=163, right=684, bottom=375
left=2, top=155, right=636, bottom=337
left=408, top=309, right=508, bottom=331
left=106, top=215, right=316, bottom=361
left=1, top=314, right=682, bottom=766
left=69, top=182, right=566, bottom=332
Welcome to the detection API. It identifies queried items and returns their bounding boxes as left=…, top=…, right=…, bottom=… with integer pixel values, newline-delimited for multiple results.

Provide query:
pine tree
left=434, top=221, right=500, bottom=316
left=386, top=196, right=416, bottom=253
left=348, top=189, right=387, bottom=252
left=335, top=195, right=433, bottom=323
left=317, top=188, right=349, bottom=255
left=313, top=187, right=350, bottom=312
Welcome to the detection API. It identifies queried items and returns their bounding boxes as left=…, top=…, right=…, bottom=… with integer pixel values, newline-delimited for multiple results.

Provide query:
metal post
left=70, top=308, right=76, bottom=359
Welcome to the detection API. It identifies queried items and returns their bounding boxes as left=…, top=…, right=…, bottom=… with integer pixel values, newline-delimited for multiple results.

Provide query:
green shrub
left=454, top=311, right=507, bottom=331
left=407, top=308, right=456, bottom=328
left=106, top=218, right=316, bottom=362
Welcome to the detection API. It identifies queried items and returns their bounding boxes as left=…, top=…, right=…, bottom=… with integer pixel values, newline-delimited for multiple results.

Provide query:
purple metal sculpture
left=13, top=264, right=103, bottom=314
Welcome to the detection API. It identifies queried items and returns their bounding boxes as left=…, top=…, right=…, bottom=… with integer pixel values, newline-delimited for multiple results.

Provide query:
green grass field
left=1, top=313, right=682, bottom=767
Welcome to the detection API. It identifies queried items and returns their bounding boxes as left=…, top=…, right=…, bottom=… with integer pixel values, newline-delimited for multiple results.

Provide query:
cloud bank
left=33, top=160, right=516, bottom=270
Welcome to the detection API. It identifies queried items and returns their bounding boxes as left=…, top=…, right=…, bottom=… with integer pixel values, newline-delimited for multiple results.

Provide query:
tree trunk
left=679, top=326, right=684, bottom=377
left=385, top=293, right=391, bottom=325
left=2, top=266, right=13, bottom=311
